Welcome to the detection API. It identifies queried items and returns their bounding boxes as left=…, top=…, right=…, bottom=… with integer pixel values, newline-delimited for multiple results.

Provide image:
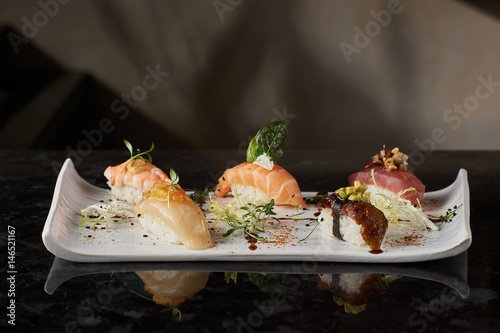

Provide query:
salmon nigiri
left=214, top=162, right=307, bottom=208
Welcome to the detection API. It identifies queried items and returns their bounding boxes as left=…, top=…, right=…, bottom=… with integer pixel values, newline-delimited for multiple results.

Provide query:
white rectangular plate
left=42, top=159, right=471, bottom=263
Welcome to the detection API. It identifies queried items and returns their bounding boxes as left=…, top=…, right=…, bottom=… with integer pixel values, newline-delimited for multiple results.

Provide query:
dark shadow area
left=0, top=26, right=190, bottom=150
left=460, top=0, right=500, bottom=19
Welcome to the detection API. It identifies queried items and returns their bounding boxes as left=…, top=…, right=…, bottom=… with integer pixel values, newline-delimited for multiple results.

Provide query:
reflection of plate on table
left=42, top=159, right=471, bottom=263
left=44, top=252, right=469, bottom=298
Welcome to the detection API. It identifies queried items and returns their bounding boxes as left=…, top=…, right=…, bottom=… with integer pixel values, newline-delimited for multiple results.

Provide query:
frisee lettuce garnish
left=208, top=188, right=280, bottom=242
left=78, top=191, right=134, bottom=229
left=369, top=169, right=438, bottom=231
left=246, top=120, right=287, bottom=164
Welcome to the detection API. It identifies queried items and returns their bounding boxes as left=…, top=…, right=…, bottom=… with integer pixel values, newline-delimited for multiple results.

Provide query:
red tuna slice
left=348, top=166, right=425, bottom=205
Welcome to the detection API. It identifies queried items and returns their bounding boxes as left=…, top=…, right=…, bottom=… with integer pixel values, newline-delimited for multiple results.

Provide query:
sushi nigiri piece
left=136, top=270, right=210, bottom=307
left=317, top=194, right=388, bottom=253
left=134, top=183, right=213, bottom=250
left=318, top=273, right=387, bottom=314
left=214, top=162, right=307, bottom=208
left=104, top=158, right=170, bottom=203
left=348, top=147, right=425, bottom=205
left=335, top=273, right=386, bottom=306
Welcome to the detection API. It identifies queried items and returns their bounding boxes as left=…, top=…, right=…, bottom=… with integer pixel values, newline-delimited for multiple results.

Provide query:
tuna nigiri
left=348, top=147, right=425, bottom=205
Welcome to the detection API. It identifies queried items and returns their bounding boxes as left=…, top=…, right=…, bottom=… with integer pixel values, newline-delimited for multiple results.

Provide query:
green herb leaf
left=169, top=169, right=179, bottom=185
left=246, top=120, right=287, bottom=163
left=304, top=192, right=329, bottom=204
left=225, top=272, right=238, bottom=284
left=171, top=307, right=181, bottom=321
left=123, top=140, right=155, bottom=163
left=223, top=228, right=239, bottom=237
left=124, top=140, right=134, bottom=157
left=188, top=187, right=214, bottom=205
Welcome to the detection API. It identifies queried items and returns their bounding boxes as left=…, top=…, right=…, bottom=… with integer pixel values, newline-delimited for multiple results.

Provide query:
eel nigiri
left=136, top=270, right=210, bottom=307
left=214, top=162, right=307, bottom=208
left=348, top=147, right=425, bottom=205
left=134, top=183, right=213, bottom=250
left=104, top=158, right=170, bottom=203
left=317, top=194, right=388, bottom=253
left=335, top=273, right=386, bottom=306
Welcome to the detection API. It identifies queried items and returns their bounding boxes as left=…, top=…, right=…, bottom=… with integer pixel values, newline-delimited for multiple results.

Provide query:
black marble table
left=1, top=149, right=499, bottom=333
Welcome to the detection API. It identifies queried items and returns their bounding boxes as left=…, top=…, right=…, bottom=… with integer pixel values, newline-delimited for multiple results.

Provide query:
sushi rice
left=232, top=184, right=272, bottom=205
left=318, top=208, right=366, bottom=247
left=137, top=214, right=183, bottom=245
left=106, top=181, right=143, bottom=204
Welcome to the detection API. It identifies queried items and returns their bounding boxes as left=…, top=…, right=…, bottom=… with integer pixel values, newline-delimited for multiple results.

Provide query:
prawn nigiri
left=104, top=158, right=170, bottom=203
left=104, top=141, right=212, bottom=250
left=214, top=162, right=307, bottom=208
left=135, top=183, right=213, bottom=250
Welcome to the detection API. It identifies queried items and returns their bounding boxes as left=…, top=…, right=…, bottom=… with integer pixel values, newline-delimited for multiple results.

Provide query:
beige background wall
left=1, top=0, right=499, bottom=151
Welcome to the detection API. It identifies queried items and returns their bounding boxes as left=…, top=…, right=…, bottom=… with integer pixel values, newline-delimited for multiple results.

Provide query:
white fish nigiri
left=134, top=183, right=213, bottom=250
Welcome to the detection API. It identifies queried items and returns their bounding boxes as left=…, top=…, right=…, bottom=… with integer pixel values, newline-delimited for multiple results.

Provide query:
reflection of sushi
left=318, top=273, right=388, bottom=314
left=336, top=273, right=386, bottom=306
left=317, top=194, right=388, bottom=253
left=136, top=270, right=210, bottom=307
left=214, top=162, right=307, bottom=208
left=348, top=147, right=425, bottom=205
left=135, top=184, right=213, bottom=250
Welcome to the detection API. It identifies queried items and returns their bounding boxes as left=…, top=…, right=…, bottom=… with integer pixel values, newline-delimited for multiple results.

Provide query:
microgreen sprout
left=139, top=168, right=181, bottom=208
left=124, top=139, right=155, bottom=163
left=429, top=203, right=463, bottom=225
left=169, top=168, right=179, bottom=184
left=129, top=290, right=182, bottom=321
left=299, top=220, right=319, bottom=242
left=165, top=169, right=180, bottom=208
